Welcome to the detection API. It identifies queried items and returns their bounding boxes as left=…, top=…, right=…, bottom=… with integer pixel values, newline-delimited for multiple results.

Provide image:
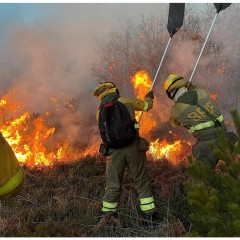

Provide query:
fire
left=0, top=101, right=61, bottom=166
left=131, top=70, right=191, bottom=164
left=131, top=70, right=152, bottom=99
left=149, top=139, right=183, bottom=164
left=0, top=69, right=191, bottom=167
left=0, top=95, right=100, bottom=167
left=210, top=93, right=218, bottom=101
left=131, top=70, right=156, bottom=135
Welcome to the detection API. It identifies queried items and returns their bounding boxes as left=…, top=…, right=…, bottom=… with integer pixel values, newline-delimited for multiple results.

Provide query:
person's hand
left=186, top=82, right=196, bottom=90
left=145, top=90, right=154, bottom=99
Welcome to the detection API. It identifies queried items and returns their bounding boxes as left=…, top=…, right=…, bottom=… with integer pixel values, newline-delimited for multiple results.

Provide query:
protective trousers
left=102, top=139, right=156, bottom=213
left=192, top=131, right=237, bottom=168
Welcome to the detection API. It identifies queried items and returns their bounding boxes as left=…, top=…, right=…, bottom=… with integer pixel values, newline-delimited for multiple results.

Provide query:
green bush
left=185, top=109, right=240, bottom=237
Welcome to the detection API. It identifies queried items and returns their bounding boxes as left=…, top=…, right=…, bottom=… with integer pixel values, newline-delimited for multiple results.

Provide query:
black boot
left=141, top=210, right=162, bottom=226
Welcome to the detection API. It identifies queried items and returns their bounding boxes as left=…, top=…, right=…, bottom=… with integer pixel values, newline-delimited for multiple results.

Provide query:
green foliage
left=185, top=110, right=240, bottom=237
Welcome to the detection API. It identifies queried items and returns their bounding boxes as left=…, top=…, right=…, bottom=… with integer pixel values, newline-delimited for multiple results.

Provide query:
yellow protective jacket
left=169, top=88, right=225, bottom=139
left=0, top=132, right=24, bottom=200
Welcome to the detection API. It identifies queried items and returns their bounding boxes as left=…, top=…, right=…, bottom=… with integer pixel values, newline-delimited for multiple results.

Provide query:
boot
left=96, top=212, right=121, bottom=229
left=141, top=210, right=162, bottom=226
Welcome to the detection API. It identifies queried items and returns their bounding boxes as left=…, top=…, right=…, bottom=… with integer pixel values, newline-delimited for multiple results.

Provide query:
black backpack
left=98, top=96, right=137, bottom=149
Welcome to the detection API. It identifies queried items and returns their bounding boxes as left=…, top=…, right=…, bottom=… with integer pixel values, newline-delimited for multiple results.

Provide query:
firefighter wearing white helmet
left=93, top=81, right=160, bottom=223
left=164, top=74, right=237, bottom=168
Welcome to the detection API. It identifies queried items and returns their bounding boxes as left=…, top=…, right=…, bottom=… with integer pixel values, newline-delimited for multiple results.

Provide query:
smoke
left=1, top=3, right=239, bottom=148
left=0, top=3, right=168, bottom=147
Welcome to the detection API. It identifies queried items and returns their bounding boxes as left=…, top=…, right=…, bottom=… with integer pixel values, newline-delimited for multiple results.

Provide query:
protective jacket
left=96, top=91, right=156, bottom=213
left=0, top=132, right=24, bottom=200
left=170, top=87, right=237, bottom=167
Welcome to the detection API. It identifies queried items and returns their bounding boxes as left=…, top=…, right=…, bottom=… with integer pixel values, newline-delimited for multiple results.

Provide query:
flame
left=0, top=69, right=191, bottom=167
left=210, top=93, right=218, bottom=101
left=131, top=70, right=191, bottom=164
left=0, top=101, right=61, bottom=166
left=131, top=70, right=156, bottom=135
left=149, top=139, right=183, bottom=165
left=0, top=96, right=100, bottom=167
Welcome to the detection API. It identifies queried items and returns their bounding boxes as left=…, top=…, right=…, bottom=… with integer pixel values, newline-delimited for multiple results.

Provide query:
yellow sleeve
left=119, top=96, right=153, bottom=112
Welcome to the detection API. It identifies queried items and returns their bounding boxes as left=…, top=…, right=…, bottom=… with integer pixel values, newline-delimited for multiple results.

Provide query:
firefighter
left=164, top=74, right=237, bottom=168
left=93, top=82, right=158, bottom=223
left=0, top=132, right=24, bottom=200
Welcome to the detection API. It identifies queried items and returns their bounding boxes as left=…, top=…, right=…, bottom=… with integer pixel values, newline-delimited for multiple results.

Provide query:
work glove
left=186, top=82, right=196, bottom=91
left=144, top=90, right=154, bottom=99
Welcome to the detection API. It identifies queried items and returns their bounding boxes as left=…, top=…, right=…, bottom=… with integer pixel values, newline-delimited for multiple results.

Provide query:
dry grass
left=0, top=155, right=191, bottom=237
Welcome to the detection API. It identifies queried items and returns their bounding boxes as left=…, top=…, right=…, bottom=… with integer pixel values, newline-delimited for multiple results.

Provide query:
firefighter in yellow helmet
left=164, top=74, right=237, bottom=168
left=0, top=132, right=24, bottom=200
left=93, top=82, right=159, bottom=223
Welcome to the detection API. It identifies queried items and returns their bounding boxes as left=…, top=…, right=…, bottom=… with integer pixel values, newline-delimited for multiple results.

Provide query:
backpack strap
left=98, top=95, right=119, bottom=110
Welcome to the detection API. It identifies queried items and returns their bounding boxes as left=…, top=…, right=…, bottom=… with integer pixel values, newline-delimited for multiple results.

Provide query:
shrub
left=185, top=109, right=240, bottom=237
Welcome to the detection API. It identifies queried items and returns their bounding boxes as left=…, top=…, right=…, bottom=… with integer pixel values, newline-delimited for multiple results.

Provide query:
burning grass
left=0, top=69, right=193, bottom=168
left=0, top=155, right=191, bottom=237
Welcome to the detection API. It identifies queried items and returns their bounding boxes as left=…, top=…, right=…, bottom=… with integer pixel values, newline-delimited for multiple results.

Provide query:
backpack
left=98, top=96, right=137, bottom=149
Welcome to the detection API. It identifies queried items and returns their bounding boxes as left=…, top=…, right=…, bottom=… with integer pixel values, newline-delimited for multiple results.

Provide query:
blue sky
left=0, top=3, right=205, bottom=43
left=0, top=4, right=50, bottom=26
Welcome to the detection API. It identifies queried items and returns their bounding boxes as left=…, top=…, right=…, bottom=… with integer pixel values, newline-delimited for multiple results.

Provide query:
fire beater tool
left=188, top=3, right=232, bottom=83
left=138, top=3, right=185, bottom=124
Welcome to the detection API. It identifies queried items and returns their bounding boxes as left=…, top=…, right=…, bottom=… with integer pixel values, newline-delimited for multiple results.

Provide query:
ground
left=0, top=155, right=191, bottom=237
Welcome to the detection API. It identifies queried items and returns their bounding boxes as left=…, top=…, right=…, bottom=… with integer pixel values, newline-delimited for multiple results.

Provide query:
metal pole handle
left=150, top=37, right=172, bottom=91
left=189, top=13, right=218, bottom=83
left=138, top=37, right=172, bottom=124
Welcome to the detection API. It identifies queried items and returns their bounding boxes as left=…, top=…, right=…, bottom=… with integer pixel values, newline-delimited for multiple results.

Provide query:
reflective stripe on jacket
left=0, top=132, right=24, bottom=199
left=169, top=88, right=225, bottom=137
left=0, top=168, right=23, bottom=196
left=188, top=114, right=224, bottom=133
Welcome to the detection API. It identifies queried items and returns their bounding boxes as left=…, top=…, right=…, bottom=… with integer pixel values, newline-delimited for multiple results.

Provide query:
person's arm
left=119, top=91, right=154, bottom=112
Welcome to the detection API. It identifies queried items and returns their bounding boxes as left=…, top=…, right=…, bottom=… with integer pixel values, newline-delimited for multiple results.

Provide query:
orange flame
left=0, top=103, right=61, bottom=166
left=131, top=70, right=156, bottom=135
left=0, top=69, right=191, bottom=167
left=210, top=93, right=218, bottom=101
left=149, top=139, right=183, bottom=164
left=131, top=70, right=190, bottom=164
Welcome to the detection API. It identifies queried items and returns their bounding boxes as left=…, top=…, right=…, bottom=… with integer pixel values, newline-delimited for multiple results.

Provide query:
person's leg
left=102, top=149, right=126, bottom=213
left=192, top=141, right=219, bottom=168
left=126, top=141, right=156, bottom=213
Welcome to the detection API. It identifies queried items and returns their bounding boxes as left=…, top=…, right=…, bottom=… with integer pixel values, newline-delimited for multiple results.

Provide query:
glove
left=186, top=82, right=196, bottom=91
left=145, top=90, right=154, bottom=99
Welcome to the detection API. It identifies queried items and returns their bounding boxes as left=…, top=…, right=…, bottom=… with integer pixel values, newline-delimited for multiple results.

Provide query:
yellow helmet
left=92, top=82, right=118, bottom=100
left=164, top=74, right=188, bottom=99
left=164, top=74, right=188, bottom=91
